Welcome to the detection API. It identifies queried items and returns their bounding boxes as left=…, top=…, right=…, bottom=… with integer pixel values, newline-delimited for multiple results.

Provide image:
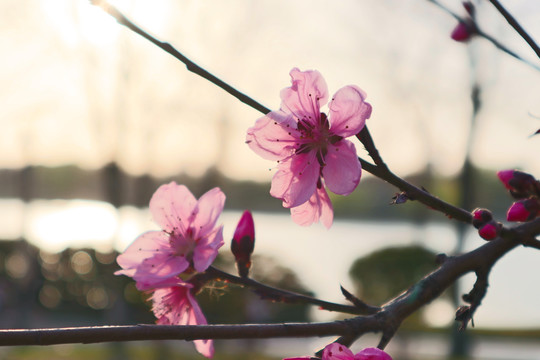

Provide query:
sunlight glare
left=40, top=0, right=121, bottom=47
left=27, top=200, right=117, bottom=253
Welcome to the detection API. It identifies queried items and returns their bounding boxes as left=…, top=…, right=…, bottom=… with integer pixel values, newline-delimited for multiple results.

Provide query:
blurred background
left=0, top=0, right=539, bottom=359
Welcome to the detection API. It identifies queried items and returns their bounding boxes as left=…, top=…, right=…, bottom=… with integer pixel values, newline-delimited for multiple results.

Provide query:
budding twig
left=427, top=0, right=540, bottom=71
left=205, top=267, right=371, bottom=315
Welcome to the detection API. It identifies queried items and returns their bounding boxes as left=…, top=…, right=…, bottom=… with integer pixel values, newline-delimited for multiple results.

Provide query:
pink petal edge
left=328, top=85, right=371, bottom=137
left=280, top=68, right=329, bottom=123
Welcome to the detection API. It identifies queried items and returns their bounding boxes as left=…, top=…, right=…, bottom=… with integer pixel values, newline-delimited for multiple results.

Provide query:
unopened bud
left=471, top=208, right=493, bottom=229
left=507, top=198, right=540, bottom=222
left=231, top=210, right=255, bottom=278
left=497, top=169, right=539, bottom=199
left=478, top=221, right=499, bottom=241
left=463, top=1, right=475, bottom=16
left=451, top=22, right=472, bottom=42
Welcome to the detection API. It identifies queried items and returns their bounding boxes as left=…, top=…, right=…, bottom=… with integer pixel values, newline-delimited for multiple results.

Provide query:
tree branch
left=204, top=267, right=378, bottom=315
left=0, top=322, right=367, bottom=346
left=91, top=0, right=271, bottom=115
left=487, top=0, right=540, bottom=60
left=357, top=127, right=473, bottom=224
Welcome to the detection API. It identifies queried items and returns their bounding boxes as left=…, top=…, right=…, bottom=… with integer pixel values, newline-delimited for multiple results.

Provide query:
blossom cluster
left=116, top=182, right=227, bottom=358
left=118, top=68, right=377, bottom=358
left=473, top=170, right=540, bottom=241
left=498, top=170, right=540, bottom=223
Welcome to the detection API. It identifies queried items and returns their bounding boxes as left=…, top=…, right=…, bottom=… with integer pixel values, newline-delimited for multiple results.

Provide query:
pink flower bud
left=497, top=170, right=515, bottom=190
left=451, top=22, right=472, bottom=42
left=231, top=210, right=255, bottom=278
left=478, top=222, right=498, bottom=240
left=463, top=1, right=475, bottom=16
left=507, top=199, right=539, bottom=222
left=471, top=208, right=492, bottom=229
left=497, top=169, right=539, bottom=199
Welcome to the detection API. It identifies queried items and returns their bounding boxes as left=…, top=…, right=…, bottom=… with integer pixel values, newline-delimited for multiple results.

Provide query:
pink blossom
left=116, top=182, right=225, bottom=290
left=322, top=344, right=392, bottom=360
left=247, top=68, right=371, bottom=228
left=151, top=279, right=214, bottom=358
left=284, top=344, right=392, bottom=360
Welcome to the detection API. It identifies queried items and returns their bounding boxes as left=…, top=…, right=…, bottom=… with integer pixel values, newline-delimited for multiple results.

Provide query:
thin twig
left=359, top=156, right=473, bottom=224
left=488, top=0, right=540, bottom=59
left=205, top=267, right=374, bottom=315
left=91, top=0, right=271, bottom=115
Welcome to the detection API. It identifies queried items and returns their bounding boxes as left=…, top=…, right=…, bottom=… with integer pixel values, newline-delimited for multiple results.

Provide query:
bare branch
left=91, top=0, right=271, bottom=115
left=0, top=322, right=369, bottom=346
left=488, top=0, right=540, bottom=60
left=357, top=127, right=472, bottom=224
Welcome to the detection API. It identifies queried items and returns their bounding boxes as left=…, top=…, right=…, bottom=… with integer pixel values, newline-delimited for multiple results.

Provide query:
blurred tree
left=349, top=245, right=443, bottom=328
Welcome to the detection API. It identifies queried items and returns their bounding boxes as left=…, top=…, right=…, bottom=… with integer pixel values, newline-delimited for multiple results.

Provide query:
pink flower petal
left=280, top=68, right=328, bottom=123
left=134, top=252, right=189, bottom=289
left=270, top=153, right=320, bottom=208
left=152, top=282, right=214, bottom=358
left=322, top=140, right=361, bottom=195
left=322, top=343, right=355, bottom=360
left=246, top=111, right=299, bottom=161
left=328, top=85, right=371, bottom=137
left=193, top=226, right=224, bottom=273
left=115, top=231, right=171, bottom=277
left=192, top=187, right=226, bottom=238
left=291, top=186, right=333, bottom=228
left=186, top=291, right=215, bottom=358
left=150, top=182, right=197, bottom=234
left=354, top=347, right=393, bottom=360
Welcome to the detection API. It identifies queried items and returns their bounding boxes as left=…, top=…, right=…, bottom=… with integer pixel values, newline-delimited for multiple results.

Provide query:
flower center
left=296, top=112, right=342, bottom=166
left=170, top=227, right=197, bottom=260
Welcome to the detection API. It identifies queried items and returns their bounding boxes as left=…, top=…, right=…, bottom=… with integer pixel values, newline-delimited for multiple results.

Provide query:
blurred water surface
left=0, top=198, right=538, bottom=330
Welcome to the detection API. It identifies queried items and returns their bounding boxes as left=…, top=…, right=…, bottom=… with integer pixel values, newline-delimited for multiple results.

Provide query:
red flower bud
left=497, top=169, right=539, bottom=199
left=497, top=170, right=514, bottom=190
left=231, top=210, right=255, bottom=278
left=507, top=198, right=540, bottom=222
left=478, top=222, right=499, bottom=240
left=451, top=22, right=472, bottom=42
left=471, top=208, right=493, bottom=229
left=463, top=1, right=475, bottom=16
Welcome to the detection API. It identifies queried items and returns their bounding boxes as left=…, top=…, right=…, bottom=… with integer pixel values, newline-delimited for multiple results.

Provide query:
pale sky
left=1, top=0, right=539, bottom=180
